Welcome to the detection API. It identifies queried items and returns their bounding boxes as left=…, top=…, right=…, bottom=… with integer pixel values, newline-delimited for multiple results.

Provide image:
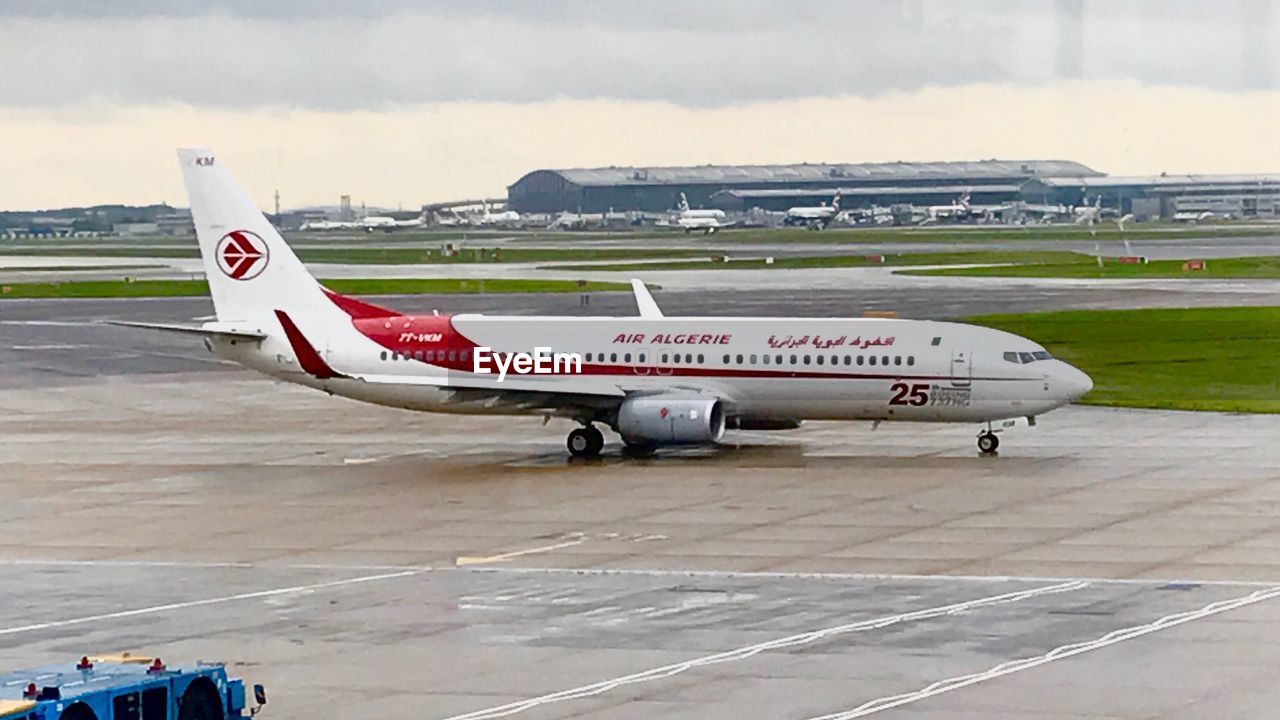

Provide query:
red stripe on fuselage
left=322, top=288, right=400, bottom=319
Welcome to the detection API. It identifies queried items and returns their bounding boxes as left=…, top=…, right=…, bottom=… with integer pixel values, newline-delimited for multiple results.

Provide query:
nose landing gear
left=567, top=425, right=605, bottom=458
left=977, top=431, right=1000, bottom=455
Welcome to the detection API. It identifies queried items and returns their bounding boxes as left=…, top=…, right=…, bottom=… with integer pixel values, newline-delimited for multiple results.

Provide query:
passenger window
left=1019, top=352, right=1034, bottom=364
left=816, top=355, right=824, bottom=365
left=640, top=353, right=647, bottom=362
left=380, top=351, right=387, bottom=361
left=723, top=354, right=730, bottom=363
left=869, top=356, right=876, bottom=366
left=763, top=355, right=770, bottom=365
left=460, top=350, right=470, bottom=361
left=931, top=337, right=942, bottom=346
left=803, top=355, right=811, bottom=365
left=776, top=354, right=783, bottom=364
left=661, top=353, right=669, bottom=363
left=857, top=355, right=864, bottom=366
left=749, top=354, right=757, bottom=364
left=907, top=356, right=915, bottom=366
left=624, top=353, right=632, bottom=363
left=882, top=355, right=889, bottom=366
left=843, top=355, right=851, bottom=365
left=673, top=354, right=681, bottom=364
left=894, top=356, right=902, bottom=366
left=584, top=353, right=592, bottom=362
left=736, top=354, right=744, bottom=364
left=790, top=354, right=797, bottom=364
left=1003, top=351, right=1019, bottom=363
left=697, top=354, right=704, bottom=363
left=685, top=353, right=693, bottom=363
left=610, top=353, right=618, bottom=362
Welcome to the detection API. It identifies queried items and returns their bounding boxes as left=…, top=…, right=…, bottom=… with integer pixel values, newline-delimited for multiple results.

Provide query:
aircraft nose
left=1059, top=363, right=1093, bottom=400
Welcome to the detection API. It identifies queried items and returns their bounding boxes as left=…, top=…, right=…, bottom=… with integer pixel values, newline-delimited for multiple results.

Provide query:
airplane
left=472, top=202, right=522, bottom=228
left=673, top=193, right=728, bottom=234
left=360, top=214, right=425, bottom=232
left=1073, top=196, right=1103, bottom=225
left=920, top=192, right=974, bottom=224
left=783, top=191, right=844, bottom=229
left=298, top=219, right=360, bottom=231
left=113, top=148, right=1093, bottom=459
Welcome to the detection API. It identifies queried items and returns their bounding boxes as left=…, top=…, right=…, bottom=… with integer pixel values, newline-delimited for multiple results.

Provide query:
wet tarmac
left=5, top=254, right=1280, bottom=718
left=4, top=374, right=1280, bottom=718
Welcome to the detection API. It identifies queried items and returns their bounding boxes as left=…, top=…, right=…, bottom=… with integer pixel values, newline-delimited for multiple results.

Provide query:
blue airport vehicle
left=0, top=654, right=265, bottom=720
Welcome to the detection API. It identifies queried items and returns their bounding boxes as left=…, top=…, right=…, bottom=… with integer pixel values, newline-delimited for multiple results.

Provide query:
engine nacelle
left=617, top=396, right=726, bottom=445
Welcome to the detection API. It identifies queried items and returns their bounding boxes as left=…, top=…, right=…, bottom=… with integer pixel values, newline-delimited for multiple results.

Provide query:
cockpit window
left=1006, top=350, right=1054, bottom=364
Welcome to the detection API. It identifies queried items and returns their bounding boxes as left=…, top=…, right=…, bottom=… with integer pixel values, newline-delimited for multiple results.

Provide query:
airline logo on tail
left=216, top=230, right=270, bottom=280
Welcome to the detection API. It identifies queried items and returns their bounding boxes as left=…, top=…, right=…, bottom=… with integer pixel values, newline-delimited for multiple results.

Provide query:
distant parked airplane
left=784, top=191, right=843, bottom=229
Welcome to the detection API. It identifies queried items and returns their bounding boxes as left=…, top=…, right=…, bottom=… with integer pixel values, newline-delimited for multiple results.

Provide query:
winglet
left=631, top=279, right=663, bottom=318
left=274, top=310, right=345, bottom=379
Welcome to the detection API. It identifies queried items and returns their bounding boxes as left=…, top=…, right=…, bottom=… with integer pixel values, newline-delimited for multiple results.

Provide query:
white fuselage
left=213, top=315, right=1091, bottom=425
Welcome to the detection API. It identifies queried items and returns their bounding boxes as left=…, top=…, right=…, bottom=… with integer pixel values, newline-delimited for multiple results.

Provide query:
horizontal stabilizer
left=105, top=320, right=267, bottom=341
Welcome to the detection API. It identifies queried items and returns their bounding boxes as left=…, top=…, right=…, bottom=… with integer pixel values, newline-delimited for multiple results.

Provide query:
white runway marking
left=438, top=580, right=1089, bottom=720
left=455, top=535, right=588, bottom=567
left=0, top=559, right=437, bottom=572
left=0, top=569, right=422, bottom=638
left=469, top=565, right=1280, bottom=588
left=806, top=583, right=1280, bottom=719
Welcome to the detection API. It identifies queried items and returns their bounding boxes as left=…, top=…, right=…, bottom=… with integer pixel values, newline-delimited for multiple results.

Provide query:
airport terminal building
left=507, top=160, right=1280, bottom=221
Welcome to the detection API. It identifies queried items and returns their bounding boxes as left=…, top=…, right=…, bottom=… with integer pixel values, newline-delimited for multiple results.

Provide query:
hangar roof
left=715, top=184, right=1024, bottom=199
left=1038, top=174, right=1280, bottom=188
left=538, top=160, right=1101, bottom=187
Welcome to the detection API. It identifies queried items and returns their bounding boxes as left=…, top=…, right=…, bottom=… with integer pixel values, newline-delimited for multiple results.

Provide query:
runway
left=6, top=372, right=1280, bottom=718
left=6, top=258, right=1280, bottom=718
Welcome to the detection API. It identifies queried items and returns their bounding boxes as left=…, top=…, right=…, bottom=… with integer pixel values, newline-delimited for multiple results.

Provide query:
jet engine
left=617, top=395, right=726, bottom=445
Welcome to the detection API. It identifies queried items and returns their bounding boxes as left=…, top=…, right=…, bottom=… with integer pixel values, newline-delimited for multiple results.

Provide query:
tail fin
left=832, top=191, right=841, bottom=211
left=178, top=148, right=326, bottom=323
left=678, top=192, right=690, bottom=213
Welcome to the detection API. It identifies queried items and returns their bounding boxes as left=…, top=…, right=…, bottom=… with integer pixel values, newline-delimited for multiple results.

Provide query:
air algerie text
left=611, top=333, right=731, bottom=345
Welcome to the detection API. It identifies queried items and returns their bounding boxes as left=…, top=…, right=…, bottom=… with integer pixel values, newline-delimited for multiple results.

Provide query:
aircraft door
left=634, top=347, right=652, bottom=375
left=656, top=347, right=673, bottom=375
left=951, top=347, right=972, bottom=387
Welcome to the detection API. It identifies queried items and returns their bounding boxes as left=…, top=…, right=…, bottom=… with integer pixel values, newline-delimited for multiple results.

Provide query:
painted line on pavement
left=439, top=580, right=1089, bottom=720
left=807, top=583, right=1280, bottom=719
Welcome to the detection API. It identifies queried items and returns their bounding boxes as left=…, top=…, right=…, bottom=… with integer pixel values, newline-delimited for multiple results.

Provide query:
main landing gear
left=567, top=425, right=605, bottom=458
left=977, top=424, right=1000, bottom=455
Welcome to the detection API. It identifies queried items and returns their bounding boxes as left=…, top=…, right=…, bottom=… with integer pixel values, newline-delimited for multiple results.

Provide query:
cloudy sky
left=4, top=0, right=1278, bottom=209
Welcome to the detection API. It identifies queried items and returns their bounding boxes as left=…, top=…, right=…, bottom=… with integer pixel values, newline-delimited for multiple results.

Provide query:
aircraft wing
left=353, top=372, right=625, bottom=398
left=349, top=372, right=627, bottom=415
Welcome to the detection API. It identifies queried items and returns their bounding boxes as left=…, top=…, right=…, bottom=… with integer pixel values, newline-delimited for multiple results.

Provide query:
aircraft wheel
left=568, top=426, right=604, bottom=457
left=977, top=432, right=999, bottom=455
